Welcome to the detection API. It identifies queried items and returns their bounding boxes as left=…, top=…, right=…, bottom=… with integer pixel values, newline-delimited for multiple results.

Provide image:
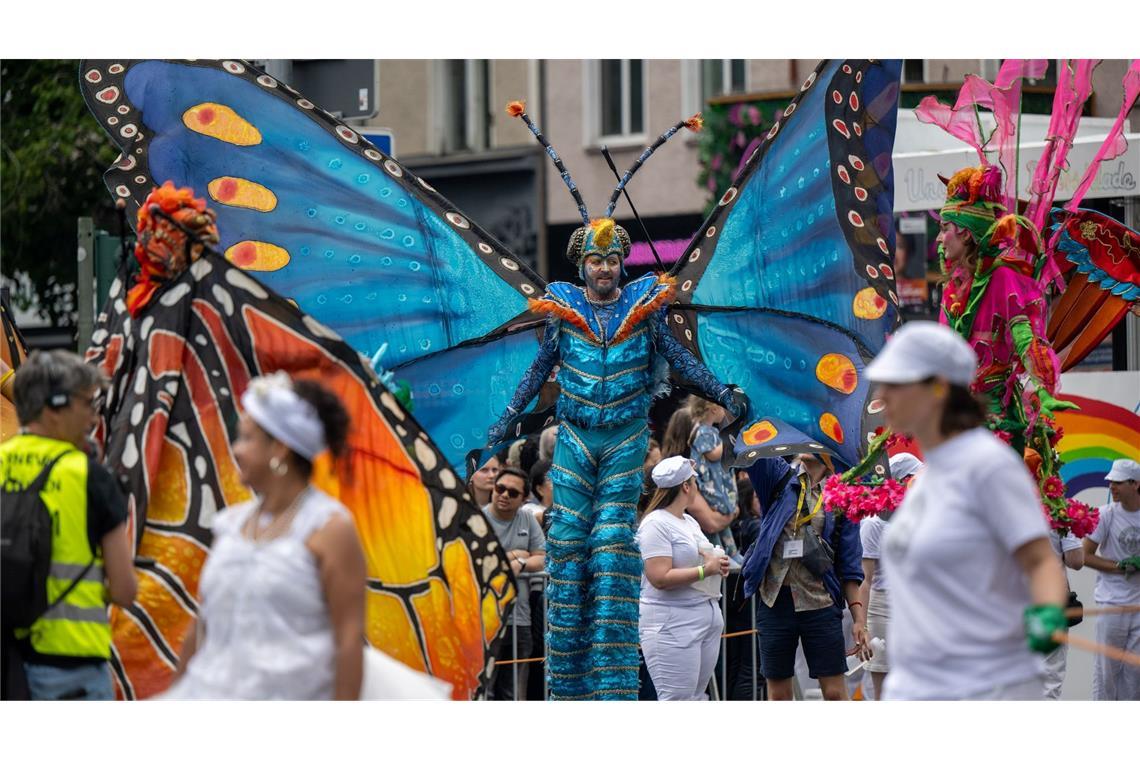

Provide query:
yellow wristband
left=697, top=565, right=705, bottom=581
left=0, top=369, right=13, bottom=387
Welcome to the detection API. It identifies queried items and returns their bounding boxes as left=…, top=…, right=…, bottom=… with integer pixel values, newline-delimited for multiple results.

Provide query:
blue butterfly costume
left=81, top=59, right=903, bottom=700
left=489, top=209, right=741, bottom=699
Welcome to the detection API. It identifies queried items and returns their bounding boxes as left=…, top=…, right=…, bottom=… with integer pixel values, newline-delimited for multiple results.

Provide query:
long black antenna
left=601, top=145, right=665, bottom=272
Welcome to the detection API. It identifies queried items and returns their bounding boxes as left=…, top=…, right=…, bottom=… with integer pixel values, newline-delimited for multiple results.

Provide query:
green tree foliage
left=2, top=60, right=119, bottom=326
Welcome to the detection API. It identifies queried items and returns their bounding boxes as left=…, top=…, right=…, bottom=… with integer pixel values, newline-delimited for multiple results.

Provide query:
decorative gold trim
left=560, top=387, right=646, bottom=411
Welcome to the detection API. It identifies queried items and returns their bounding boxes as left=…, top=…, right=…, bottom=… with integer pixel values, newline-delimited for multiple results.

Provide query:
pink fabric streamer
left=1040, top=61, right=1140, bottom=290
left=914, top=59, right=1048, bottom=206
left=1027, top=60, right=1099, bottom=289
left=1065, top=60, right=1140, bottom=213
left=978, top=60, right=1049, bottom=211
left=914, top=86, right=989, bottom=163
left=1027, top=60, right=1098, bottom=231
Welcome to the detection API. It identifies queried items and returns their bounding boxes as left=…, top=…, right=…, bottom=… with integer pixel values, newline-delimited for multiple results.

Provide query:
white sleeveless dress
left=162, top=488, right=350, bottom=700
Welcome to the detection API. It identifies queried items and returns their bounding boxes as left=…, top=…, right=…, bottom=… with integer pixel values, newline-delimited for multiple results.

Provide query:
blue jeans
left=24, top=661, right=114, bottom=700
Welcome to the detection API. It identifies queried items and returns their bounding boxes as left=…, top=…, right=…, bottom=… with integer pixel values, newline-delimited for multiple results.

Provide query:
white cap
left=889, top=452, right=923, bottom=481
left=866, top=321, right=977, bottom=386
left=651, top=456, right=696, bottom=488
left=1105, top=459, right=1140, bottom=482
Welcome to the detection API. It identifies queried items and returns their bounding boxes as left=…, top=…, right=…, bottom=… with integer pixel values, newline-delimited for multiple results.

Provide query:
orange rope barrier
left=720, top=629, right=759, bottom=640
left=495, top=628, right=760, bottom=666
left=1054, top=631, right=1140, bottom=668
left=1066, top=604, right=1140, bottom=619
left=494, top=656, right=546, bottom=666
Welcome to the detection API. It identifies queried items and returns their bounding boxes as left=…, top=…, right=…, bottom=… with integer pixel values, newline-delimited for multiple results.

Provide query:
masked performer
left=486, top=104, right=746, bottom=701
left=936, top=163, right=1071, bottom=455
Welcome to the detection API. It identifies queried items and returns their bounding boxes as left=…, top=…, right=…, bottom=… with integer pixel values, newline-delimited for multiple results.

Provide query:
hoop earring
left=270, top=456, right=289, bottom=476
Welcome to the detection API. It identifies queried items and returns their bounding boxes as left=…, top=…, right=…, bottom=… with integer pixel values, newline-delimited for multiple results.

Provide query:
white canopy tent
left=891, top=109, right=1139, bottom=212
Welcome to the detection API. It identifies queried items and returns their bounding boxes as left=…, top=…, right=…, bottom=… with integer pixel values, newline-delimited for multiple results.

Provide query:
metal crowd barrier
left=499, top=569, right=761, bottom=701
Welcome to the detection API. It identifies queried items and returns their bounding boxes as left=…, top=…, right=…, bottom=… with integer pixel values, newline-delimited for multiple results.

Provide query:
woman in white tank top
left=162, top=373, right=366, bottom=700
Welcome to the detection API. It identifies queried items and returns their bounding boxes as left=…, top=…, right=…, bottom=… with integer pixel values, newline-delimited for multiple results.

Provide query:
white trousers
left=1041, top=644, right=1067, bottom=700
left=1093, top=610, right=1140, bottom=700
left=639, top=599, right=724, bottom=701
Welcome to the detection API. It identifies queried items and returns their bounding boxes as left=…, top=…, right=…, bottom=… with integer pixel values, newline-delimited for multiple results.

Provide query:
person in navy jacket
left=741, top=453, right=866, bottom=700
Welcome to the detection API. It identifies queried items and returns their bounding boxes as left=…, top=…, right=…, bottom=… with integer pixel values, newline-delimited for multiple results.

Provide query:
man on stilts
left=488, top=102, right=746, bottom=700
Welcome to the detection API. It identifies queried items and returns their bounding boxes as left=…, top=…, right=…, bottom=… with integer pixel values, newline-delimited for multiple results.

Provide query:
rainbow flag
left=1055, top=393, right=1140, bottom=500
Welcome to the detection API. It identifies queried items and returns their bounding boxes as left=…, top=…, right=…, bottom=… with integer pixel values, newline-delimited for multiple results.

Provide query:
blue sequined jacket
left=501, top=273, right=730, bottom=430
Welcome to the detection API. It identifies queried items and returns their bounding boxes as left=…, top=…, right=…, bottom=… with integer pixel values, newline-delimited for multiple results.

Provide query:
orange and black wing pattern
left=86, top=256, right=515, bottom=700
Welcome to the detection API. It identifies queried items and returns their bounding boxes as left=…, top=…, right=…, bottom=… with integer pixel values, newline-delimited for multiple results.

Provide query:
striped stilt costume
left=487, top=101, right=742, bottom=699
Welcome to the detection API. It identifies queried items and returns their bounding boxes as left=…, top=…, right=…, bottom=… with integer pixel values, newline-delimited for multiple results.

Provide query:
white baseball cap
left=866, top=321, right=978, bottom=386
left=1105, top=459, right=1140, bottom=482
left=889, top=452, right=923, bottom=481
left=651, top=456, right=696, bottom=488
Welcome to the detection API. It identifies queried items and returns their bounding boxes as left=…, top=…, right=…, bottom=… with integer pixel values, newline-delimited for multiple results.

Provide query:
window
left=700, top=59, right=747, bottom=101
left=681, top=60, right=748, bottom=122
left=596, top=59, right=645, bottom=139
left=902, top=60, right=925, bottom=84
left=439, top=59, right=490, bottom=153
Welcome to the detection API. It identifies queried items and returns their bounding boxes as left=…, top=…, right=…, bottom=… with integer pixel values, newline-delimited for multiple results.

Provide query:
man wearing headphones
left=1, top=350, right=136, bottom=699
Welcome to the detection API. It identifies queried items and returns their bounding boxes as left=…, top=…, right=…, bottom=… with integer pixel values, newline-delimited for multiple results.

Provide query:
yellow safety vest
left=0, top=434, right=111, bottom=659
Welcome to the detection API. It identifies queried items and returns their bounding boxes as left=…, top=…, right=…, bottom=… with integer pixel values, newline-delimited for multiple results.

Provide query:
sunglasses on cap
left=494, top=484, right=523, bottom=499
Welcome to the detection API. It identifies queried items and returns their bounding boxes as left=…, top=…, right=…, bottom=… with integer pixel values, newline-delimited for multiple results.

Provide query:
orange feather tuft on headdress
left=685, top=113, right=704, bottom=132
left=506, top=100, right=526, bottom=118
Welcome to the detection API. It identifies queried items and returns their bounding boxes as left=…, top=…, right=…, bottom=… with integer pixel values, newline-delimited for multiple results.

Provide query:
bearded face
left=582, top=253, right=622, bottom=300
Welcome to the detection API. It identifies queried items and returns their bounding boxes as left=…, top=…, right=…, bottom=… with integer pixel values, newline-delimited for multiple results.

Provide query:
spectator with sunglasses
left=483, top=466, right=546, bottom=699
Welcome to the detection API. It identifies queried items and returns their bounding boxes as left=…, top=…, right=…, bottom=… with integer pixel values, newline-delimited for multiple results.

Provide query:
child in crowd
left=687, top=396, right=742, bottom=566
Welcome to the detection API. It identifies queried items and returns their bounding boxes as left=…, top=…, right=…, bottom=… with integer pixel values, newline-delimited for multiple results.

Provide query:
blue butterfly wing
left=670, top=60, right=902, bottom=467
left=80, top=59, right=546, bottom=470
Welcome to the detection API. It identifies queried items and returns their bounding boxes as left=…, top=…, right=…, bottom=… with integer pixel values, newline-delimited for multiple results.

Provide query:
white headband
left=241, top=372, right=327, bottom=461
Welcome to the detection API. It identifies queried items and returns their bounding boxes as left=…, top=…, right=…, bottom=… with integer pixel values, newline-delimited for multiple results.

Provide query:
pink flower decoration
left=1042, top=475, right=1065, bottom=500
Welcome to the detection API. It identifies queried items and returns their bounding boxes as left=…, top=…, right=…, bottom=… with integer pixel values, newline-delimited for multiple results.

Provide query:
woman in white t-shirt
left=866, top=322, right=1069, bottom=701
left=858, top=452, right=922, bottom=700
left=636, top=456, right=731, bottom=700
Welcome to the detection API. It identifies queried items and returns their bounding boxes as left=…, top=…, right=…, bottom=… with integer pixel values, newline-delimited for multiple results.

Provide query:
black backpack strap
left=27, top=451, right=70, bottom=491
left=765, top=468, right=795, bottom=516
left=29, top=450, right=95, bottom=617
left=41, top=559, right=98, bottom=617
